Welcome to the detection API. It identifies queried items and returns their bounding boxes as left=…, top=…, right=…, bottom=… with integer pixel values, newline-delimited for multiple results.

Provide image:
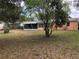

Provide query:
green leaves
left=25, top=0, right=69, bottom=24
left=0, top=0, right=20, bottom=23
left=20, top=16, right=33, bottom=21
left=25, top=0, right=42, bottom=8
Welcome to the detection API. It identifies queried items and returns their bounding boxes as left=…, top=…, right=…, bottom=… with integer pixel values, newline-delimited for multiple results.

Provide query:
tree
left=0, top=0, right=21, bottom=23
left=20, top=15, right=33, bottom=21
left=51, top=0, right=69, bottom=29
left=0, top=0, right=21, bottom=33
left=25, top=0, right=69, bottom=37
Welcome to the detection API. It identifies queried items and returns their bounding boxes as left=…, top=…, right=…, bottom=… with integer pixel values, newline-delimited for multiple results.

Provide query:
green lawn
left=0, top=30, right=79, bottom=59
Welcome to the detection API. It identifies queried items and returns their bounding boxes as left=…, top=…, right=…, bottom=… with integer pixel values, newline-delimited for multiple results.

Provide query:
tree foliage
left=0, top=0, right=21, bottom=33
left=20, top=15, right=33, bottom=21
left=51, top=0, right=69, bottom=27
left=0, top=0, right=21, bottom=23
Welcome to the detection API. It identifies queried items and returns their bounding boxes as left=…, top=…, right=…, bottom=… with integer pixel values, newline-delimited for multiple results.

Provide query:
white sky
left=21, top=1, right=25, bottom=7
left=64, top=0, right=79, bottom=18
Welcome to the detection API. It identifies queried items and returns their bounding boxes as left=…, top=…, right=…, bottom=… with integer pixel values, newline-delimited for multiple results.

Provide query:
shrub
left=3, top=23, right=9, bottom=33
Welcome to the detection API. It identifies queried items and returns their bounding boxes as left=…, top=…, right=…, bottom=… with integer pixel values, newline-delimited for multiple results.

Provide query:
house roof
left=69, top=18, right=78, bottom=22
left=22, top=21, right=38, bottom=24
left=21, top=20, right=43, bottom=24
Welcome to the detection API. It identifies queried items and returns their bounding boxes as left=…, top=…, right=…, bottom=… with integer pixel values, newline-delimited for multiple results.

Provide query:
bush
left=3, top=23, right=9, bottom=33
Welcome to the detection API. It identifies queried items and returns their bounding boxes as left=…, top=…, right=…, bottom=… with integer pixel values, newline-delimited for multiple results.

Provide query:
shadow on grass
left=0, top=33, right=69, bottom=48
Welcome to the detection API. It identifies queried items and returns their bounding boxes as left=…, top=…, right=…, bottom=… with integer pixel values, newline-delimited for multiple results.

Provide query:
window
left=24, top=24, right=38, bottom=29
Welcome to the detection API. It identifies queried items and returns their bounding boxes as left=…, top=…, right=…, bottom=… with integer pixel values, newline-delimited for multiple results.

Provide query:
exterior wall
left=52, top=21, right=78, bottom=31
left=37, top=24, right=43, bottom=30
left=67, top=21, right=78, bottom=30
left=20, top=20, right=78, bottom=31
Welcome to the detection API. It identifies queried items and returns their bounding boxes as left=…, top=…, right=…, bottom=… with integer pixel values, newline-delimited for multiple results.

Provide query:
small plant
left=3, top=23, right=9, bottom=33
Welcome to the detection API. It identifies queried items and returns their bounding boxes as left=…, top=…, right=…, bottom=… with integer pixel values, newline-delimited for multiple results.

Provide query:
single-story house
left=20, top=21, right=43, bottom=30
left=19, top=18, right=78, bottom=31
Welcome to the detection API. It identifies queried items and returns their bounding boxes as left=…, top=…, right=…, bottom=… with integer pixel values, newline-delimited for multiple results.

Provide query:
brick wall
left=38, top=18, right=78, bottom=31
left=67, top=21, right=78, bottom=30
left=52, top=19, right=78, bottom=31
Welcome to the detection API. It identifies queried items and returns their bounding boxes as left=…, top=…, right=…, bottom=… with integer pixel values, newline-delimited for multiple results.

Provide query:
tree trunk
left=45, top=28, right=50, bottom=37
left=44, top=23, right=51, bottom=37
left=55, top=25, right=58, bottom=30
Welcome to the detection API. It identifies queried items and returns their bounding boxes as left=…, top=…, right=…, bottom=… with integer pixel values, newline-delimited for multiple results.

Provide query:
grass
left=0, top=30, right=79, bottom=59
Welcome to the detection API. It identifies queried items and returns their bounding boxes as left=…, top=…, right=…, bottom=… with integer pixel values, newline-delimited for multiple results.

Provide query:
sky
left=21, top=0, right=79, bottom=18
left=64, top=0, right=79, bottom=18
left=21, top=1, right=25, bottom=7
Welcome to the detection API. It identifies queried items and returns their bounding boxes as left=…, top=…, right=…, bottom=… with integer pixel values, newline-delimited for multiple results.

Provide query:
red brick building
left=52, top=18, right=78, bottom=31
left=67, top=19, right=78, bottom=30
